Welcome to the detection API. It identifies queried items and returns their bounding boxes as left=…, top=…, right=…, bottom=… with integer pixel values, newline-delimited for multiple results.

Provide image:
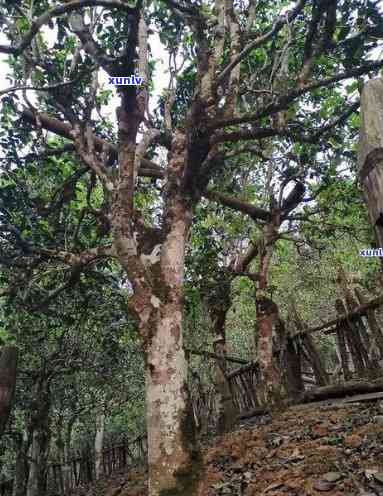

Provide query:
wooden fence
left=189, top=286, right=383, bottom=424
left=226, top=362, right=260, bottom=412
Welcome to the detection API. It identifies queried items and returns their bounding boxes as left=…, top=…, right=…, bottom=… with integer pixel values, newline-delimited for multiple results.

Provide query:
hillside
left=72, top=399, right=383, bottom=496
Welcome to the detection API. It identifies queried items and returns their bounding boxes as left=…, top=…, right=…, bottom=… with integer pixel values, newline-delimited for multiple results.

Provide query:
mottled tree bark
left=254, top=216, right=282, bottom=405
left=0, top=346, right=18, bottom=439
left=113, top=129, right=201, bottom=496
left=146, top=304, right=197, bottom=496
left=144, top=192, right=200, bottom=496
left=256, top=296, right=281, bottom=405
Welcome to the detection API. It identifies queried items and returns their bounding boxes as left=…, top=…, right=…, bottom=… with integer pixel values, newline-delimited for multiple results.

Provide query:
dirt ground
left=72, top=400, right=383, bottom=496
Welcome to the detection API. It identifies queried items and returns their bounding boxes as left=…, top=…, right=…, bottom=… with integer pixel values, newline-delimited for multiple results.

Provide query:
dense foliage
left=0, top=0, right=382, bottom=494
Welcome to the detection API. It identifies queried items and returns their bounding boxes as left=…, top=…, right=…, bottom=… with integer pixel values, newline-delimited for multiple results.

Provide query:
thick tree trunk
left=256, top=296, right=281, bottom=405
left=113, top=117, right=201, bottom=492
left=358, top=77, right=383, bottom=247
left=0, top=346, right=18, bottom=439
left=146, top=307, right=199, bottom=496
left=254, top=217, right=281, bottom=406
left=94, top=411, right=105, bottom=479
left=143, top=180, right=200, bottom=495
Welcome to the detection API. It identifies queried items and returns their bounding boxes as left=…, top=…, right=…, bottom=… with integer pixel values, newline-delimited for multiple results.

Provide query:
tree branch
left=73, top=124, right=115, bottom=191
left=20, top=109, right=165, bottom=178
left=36, top=244, right=116, bottom=266
left=161, top=0, right=202, bottom=16
left=0, top=0, right=135, bottom=55
left=69, top=11, right=115, bottom=74
left=0, top=78, right=81, bottom=98
left=211, top=61, right=382, bottom=130
left=212, top=101, right=360, bottom=145
left=204, top=190, right=271, bottom=221
left=233, top=242, right=259, bottom=272
left=215, top=0, right=306, bottom=86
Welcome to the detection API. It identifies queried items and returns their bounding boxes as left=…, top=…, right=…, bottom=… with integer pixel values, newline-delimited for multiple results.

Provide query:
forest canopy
left=0, top=1, right=382, bottom=495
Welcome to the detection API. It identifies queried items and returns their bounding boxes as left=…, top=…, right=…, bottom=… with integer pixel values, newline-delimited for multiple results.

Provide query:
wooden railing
left=226, top=361, right=260, bottom=412
left=190, top=289, right=383, bottom=423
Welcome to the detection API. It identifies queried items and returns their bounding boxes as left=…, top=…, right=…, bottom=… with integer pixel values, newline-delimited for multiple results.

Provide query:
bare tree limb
left=68, top=11, right=115, bottom=73
left=73, top=124, right=115, bottom=191
left=0, top=78, right=81, bottom=97
left=204, top=190, right=271, bottom=222
left=233, top=242, right=259, bottom=272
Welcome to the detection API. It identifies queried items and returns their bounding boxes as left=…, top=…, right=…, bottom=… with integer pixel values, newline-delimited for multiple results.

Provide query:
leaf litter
left=71, top=400, right=383, bottom=496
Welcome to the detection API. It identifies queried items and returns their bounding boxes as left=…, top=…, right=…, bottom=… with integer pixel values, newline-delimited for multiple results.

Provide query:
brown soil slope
left=74, top=400, right=383, bottom=496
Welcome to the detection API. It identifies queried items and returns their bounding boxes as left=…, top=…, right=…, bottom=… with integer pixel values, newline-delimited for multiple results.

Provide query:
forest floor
left=73, top=399, right=383, bottom=496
